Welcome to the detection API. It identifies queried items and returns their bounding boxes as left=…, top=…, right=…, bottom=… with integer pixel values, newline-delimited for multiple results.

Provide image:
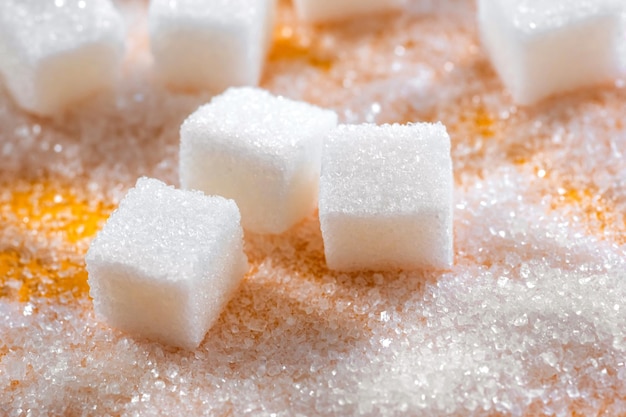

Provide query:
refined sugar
left=86, top=177, right=248, bottom=349
left=0, top=0, right=125, bottom=116
left=319, top=123, right=453, bottom=271
left=293, top=0, right=405, bottom=23
left=148, top=0, right=275, bottom=92
left=478, top=0, right=624, bottom=105
left=479, top=0, right=625, bottom=105
left=0, top=0, right=124, bottom=115
left=180, top=87, right=338, bottom=234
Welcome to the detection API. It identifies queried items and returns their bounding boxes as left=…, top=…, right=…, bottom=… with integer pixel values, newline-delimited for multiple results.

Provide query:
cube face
left=181, top=148, right=303, bottom=234
left=322, top=213, right=452, bottom=271
left=86, top=177, right=248, bottom=349
left=478, top=0, right=623, bottom=105
left=0, top=0, right=124, bottom=115
left=319, top=123, right=453, bottom=271
left=293, top=0, right=405, bottom=23
left=148, top=0, right=275, bottom=92
left=179, top=87, right=338, bottom=234
left=35, top=43, right=121, bottom=115
left=88, top=263, right=196, bottom=348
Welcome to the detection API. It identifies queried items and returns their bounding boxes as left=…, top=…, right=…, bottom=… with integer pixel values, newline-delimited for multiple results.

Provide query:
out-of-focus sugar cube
left=86, top=177, right=248, bottom=350
left=293, top=0, right=405, bottom=23
left=478, top=0, right=624, bottom=105
left=0, top=0, right=125, bottom=116
left=180, top=87, right=338, bottom=234
left=148, top=0, right=275, bottom=92
left=319, top=123, right=454, bottom=271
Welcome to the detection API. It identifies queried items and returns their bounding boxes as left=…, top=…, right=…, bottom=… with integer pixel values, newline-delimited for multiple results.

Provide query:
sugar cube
left=180, top=87, right=338, bottom=234
left=319, top=123, right=453, bottom=271
left=478, top=0, right=624, bottom=105
left=293, top=0, right=405, bottom=23
left=148, top=0, right=275, bottom=92
left=86, top=177, right=248, bottom=350
left=0, top=0, right=125, bottom=116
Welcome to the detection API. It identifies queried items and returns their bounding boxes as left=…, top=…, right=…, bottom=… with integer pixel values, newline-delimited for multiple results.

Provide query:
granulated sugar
left=1, top=0, right=625, bottom=416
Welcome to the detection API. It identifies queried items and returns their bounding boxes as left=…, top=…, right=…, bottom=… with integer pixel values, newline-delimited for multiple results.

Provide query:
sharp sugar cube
left=86, top=177, right=248, bottom=350
left=478, top=0, right=624, bottom=105
left=180, top=87, right=338, bottom=234
left=319, top=123, right=454, bottom=271
left=0, top=0, right=125, bottom=115
left=293, top=0, right=405, bottom=23
left=148, top=0, right=275, bottom=92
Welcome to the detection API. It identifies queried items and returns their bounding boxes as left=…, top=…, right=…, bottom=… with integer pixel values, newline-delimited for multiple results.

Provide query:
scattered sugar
left=1, top=0, right=626, bottom=415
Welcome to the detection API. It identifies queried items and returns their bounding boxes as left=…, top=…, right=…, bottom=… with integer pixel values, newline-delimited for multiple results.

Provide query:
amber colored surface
left=0, top=180, right=115, bottom=301
left=548, top=181, right=626, bottom=246
left=268, top=23, right=334, bottom=71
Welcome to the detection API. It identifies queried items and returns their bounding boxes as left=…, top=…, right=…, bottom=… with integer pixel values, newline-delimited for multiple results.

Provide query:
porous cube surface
left=478, top=0, right=624, bottom=105
left=319, top=123, right=453, bottom=271
left=180, top=87, right=338, bottom=234
left=85, top=177, right=248, bottom=349
left=0, top=0, right=124, bottom=115
left=149, top=0, right=275, bottom=92
left=293, top=0, right=406, bottom=23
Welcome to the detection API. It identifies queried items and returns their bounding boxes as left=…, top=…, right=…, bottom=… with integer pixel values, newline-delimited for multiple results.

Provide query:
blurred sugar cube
left=149, top=0, right=275, bottom=92
left=319, top=123, right=453, bottom=271
left=293, top=0, right=406, bottom=23
left=180, top=87, right=338, bottom=234
left=478, top=0, right=624, bottom=105
left=0, top=0, right=125, bottom=115
left=86, top=177, right=248, bottom=350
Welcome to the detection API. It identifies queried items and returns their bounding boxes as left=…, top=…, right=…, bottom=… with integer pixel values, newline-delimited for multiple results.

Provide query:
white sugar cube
left=478, top=0, right=624, bottom=105
left=180, top=87, right=338, bottom=234
left=0, top=0, right=124, bottom=116
left=86, top=177, right=248, bottom=350
left=293, top=0, right=405, bottom=23
left=319, top=123, right=453, bottom=271
left=149, top=0, right=275, bottom=92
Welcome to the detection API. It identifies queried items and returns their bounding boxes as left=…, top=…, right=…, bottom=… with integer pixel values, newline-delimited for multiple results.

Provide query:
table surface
left=1, top=1, right=626, bottom=416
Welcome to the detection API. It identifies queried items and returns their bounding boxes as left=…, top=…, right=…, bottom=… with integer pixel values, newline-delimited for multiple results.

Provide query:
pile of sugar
left=1, top=0, right=626, bottom=416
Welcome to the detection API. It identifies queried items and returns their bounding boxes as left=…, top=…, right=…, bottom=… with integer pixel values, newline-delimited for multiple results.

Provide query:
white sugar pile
left=1, top=0, right=626, bottom=416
